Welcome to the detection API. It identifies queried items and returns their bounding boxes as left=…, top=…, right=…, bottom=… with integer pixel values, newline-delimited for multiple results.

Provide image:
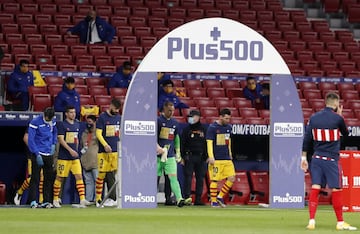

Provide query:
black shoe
left=165, top=200, right=176, bottom=206
left=177, top=199, right=185, bottom=207
left=194, top=201, right=205, bottom=206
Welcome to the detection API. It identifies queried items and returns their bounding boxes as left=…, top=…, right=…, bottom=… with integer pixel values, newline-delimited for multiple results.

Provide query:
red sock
left=309, top=188, right=320, bottom=219
left=332, top=190, right=343, bottom=222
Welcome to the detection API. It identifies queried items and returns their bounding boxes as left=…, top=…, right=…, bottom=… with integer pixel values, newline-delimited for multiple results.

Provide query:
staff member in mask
left=80, top=115, right=98, bottom=203
left=181, top=110, right=208, bottom=205
left=67, top=10, right=115, bottom=44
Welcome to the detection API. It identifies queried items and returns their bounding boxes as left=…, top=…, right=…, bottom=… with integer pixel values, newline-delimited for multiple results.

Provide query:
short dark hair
left=162, top=79, right=174, bottom=87
left=86, top=115, right=97, bottom=122
left=122, top=61, right=132, bottom=70
left=64, top=77, right=75, bottom=84
left=246, top=76, right=256, bottom=82
left=19, top=59, right=29, bottom=66
left=44, top=107, right=55, bottom=119
left=326, top=92, right=339, bottom=101
left=163, top=100, right=174, bottom=108
left=111, top=98, right=121, bottom=109
left=219, top=108, right=231, bottom=116
left=65, top=105, right=75, bottom=112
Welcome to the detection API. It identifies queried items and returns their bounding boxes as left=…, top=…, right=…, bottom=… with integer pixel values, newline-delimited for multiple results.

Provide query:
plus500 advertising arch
left=119, top=18, right=304, bottom=209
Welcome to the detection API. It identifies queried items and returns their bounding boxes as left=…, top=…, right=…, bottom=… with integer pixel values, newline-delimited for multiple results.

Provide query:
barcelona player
left=53, top=106, right=90, bottom=208
left=206, top=108, right=235, bottom=208
left=301, top=92, right=356, bottom=230
left=95, top=98, right=121, bottom=207
left=157, top=101, right=192, bottom=207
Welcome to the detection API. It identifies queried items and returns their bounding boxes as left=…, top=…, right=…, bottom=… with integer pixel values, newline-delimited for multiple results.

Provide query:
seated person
left=261, top=83, right=270, bottom=110
left=107, top=61, right=133, bottom=91
left=7, top=59, right=34, bottom=111
left=157, top=72, right=171, bottom=88
left=54, top=77, right=81, bottom=118
left=243, top=76, right=266, bottom=110
left=67, top=10, right=115, bottom=44
left=158, top=79, right=188, bottom=111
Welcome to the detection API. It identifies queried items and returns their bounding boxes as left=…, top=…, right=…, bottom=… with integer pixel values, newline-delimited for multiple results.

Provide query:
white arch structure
left=119, top=18, right=304, bottom=209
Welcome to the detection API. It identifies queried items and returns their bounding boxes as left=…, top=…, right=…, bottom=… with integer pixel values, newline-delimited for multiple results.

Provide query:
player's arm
left=174, top=134, right=182, bottom=163
left=228, top=138, right=232, bottom=160
left=301, top=120, right=312, bottom=172
left=96, top=129, right=108, bottom=147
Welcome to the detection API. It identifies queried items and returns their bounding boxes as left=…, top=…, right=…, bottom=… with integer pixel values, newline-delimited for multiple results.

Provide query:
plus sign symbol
left=210, top=27, right=221, bottom=41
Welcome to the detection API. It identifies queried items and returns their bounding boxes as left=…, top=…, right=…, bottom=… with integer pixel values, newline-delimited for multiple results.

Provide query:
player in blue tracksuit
left=107, top=61, right=133, bottom=90
left=54, top=77, right=80, bottom=119
left=27, top=107, right=57, bottom=208
left=301, top=92, right=356, bottom=231
left=7, top=60, right=34, bottom=111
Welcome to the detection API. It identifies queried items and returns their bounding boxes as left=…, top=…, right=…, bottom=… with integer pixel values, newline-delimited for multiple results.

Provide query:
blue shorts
left=310, top=157, right=342, bottom=189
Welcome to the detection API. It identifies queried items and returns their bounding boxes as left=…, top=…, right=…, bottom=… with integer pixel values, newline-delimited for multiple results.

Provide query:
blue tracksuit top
left=67, top=16, right=115, bottom=44
left=107, top=66, right=133, bottom=89
left=28, top=115, right=57, bottom=156
left=54, top=84, right=81, bottom=116
left=302, top=107, right=348, bottom=160
left=7, top=65, right=34, bottom=94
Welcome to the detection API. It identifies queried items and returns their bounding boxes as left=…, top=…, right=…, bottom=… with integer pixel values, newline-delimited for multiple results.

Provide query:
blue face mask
left=188, top=117, right=194, bottom=124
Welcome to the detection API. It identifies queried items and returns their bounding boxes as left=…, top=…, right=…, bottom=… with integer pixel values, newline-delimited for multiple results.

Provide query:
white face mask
left=188, top=117, right=194, bottom=124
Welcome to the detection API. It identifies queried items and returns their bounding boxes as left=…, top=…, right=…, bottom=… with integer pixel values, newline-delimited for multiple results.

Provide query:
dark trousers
left=183, top=155, right=206, bottom=202
left=28, top=154, right=54, bottom=204
left=104, top=171, right=116, bottom=201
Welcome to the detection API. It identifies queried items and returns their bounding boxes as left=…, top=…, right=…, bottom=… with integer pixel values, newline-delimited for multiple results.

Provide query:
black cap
left=188, top=110, right=201, bottom=117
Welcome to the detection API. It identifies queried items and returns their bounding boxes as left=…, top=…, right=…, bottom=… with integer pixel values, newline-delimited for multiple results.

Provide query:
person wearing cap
left=54, top=77, right=81, bottom=119
left=27, top=107, right=58, bottom=208
left=181, top=109, right=208, bottom=205
left=157, top=79, right=188, bottom=111
left=107, top=61, right=133, bottom=90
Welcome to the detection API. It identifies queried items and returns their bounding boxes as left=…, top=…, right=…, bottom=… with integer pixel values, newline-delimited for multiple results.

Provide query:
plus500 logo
left=273, top=193, right=303, bottom=203
left=124, top=193, right=156, bottom=203
left=167, top=37, right=264, bottom=61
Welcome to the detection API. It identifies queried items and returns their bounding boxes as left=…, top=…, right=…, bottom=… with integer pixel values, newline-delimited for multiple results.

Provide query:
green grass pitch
left=0, top=205, right=358, bottom=234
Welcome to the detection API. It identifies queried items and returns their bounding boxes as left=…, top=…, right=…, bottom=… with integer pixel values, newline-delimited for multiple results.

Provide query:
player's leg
left=306, top=159, right=322, bottom=229
left=14, top=159, right=32, bottom=205
left=208, top=162, right=220, bottom=207
left=165, top=157, right=191, bottom=207
left=38, top=169, right=44, bottom=203
left=326, top=161, right=357, bottom=230
left=217, top=160, right=235, bottom=207
left=95, top=153, right=108, bottom=207
left=71, top=159, right=91, bottom=206
left=53, top=159, right=70, bottom=208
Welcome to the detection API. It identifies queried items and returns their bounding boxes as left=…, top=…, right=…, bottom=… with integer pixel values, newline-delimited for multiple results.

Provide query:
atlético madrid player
left=301, top=92, right=356, bottom=231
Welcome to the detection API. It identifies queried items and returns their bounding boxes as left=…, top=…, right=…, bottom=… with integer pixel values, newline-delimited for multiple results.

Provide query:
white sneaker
left=336, top=222, right=357, bottom=231
left=103, top=199, right=117, bottom=207
left=96, top=200, right=104, bottom=208
left=14, top=193, right=21, bottom=206
left=53, top=200, right=61, bottom=208
left=80, top=199, right=92, bottom=206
